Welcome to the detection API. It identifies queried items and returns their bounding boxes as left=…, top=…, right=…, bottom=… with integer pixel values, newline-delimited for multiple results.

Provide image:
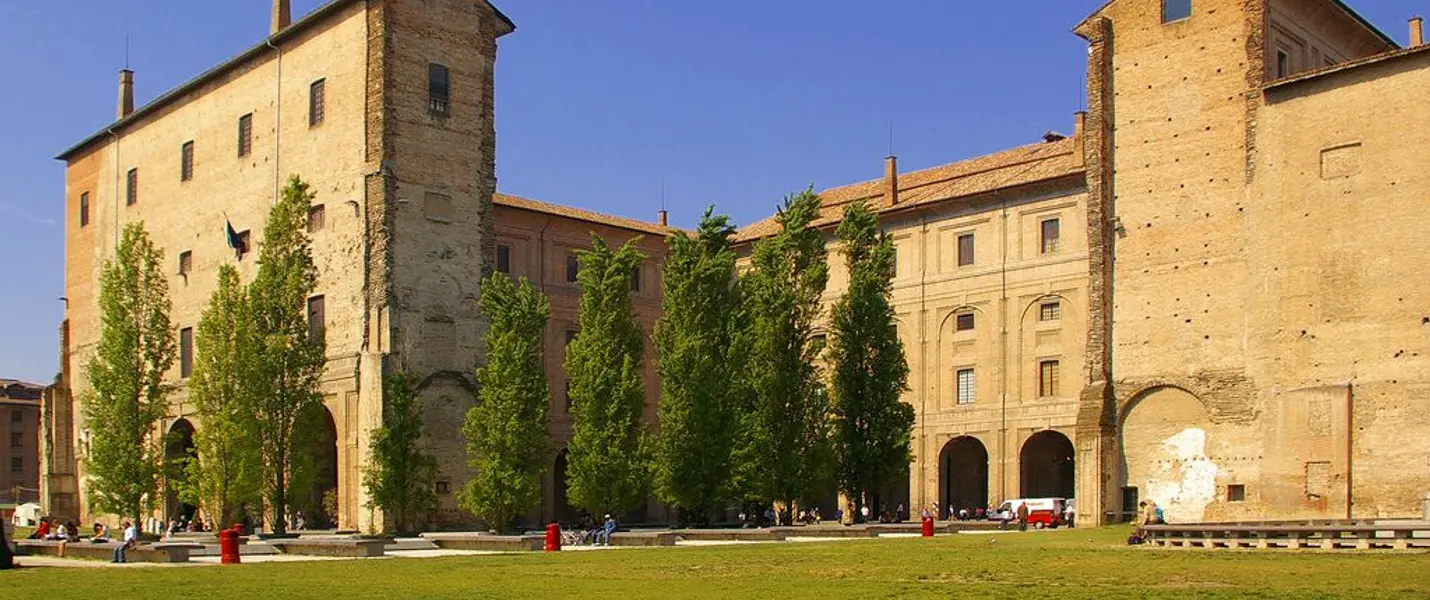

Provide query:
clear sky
left=0, top=1, right=1422, bottom=383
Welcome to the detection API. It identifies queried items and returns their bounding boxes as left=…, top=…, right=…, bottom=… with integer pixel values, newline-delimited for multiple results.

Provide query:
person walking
left=112, top=520, right=137, bottom=563
left=1016, top=502, right=1030, bottom=532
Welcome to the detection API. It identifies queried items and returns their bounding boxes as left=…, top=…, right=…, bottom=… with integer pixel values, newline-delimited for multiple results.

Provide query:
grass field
left=5, top=526, right=1427, bottom=599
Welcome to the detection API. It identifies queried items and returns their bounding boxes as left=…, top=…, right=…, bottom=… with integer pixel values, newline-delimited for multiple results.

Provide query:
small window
left=955, top=312, right=974, bottom=332
left=9, top=457, right=21, bottom=475
left=179, top=327, right=193, bottom=379
left=1040, top=218, right=1060, bottom=254
left=1039, top=302, right=1061, bottom=322
left=1039, top=360, right=1060, bottom=397
left=957, top=233, right=974, bottom=266
left=435, top=480, right=451, bottom=495
left=630, top=265, right=642, bottom=292
left=9, top=432, right=21, bottom=449
left=309, top=79, right=326, bottom=126
left=126, top=168, right=138, bottom=206
left=10, top=410, right=20, bottom=423
left=178, top=251, right=193, bottom=276
left=496, top=244, right=511, bottom=274
left=1228, top=484, right=1246, bottom=502
left=1276, top=50, right=1290, bottom=78
left=1162, top=0, right=1191, bottom=23
left=238, top=113, right=253, bottom=157
left=307, top=295, right=326, bottom=342
left=180, top=141, right=194, bottom=182
left=307, top=204, right=325, bottom=233
left=811, top=334, right=828, bottom=353
left=428, top=63, right=450, bottom=115
left=1121, top=487, right=1140, bottom=521
left=79, top=192, right=90, bottom=227
left=956, top=368, right=976, bottom=405
left=566, top=254, right=579, bottom=283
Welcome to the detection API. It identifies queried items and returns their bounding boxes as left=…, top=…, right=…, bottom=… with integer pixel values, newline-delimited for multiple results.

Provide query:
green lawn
left=5, top=527, right=1427, bottom=599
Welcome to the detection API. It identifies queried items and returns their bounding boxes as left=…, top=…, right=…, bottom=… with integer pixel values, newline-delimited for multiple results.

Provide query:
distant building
left=1, top=379, right=43, bottom=505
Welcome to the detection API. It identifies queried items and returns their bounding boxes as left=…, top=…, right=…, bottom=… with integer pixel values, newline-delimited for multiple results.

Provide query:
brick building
left=2, top=379, right=43, bottom=505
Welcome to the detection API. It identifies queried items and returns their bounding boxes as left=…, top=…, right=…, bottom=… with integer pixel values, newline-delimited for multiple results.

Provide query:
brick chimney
left=1412, top=17, right=1424, bottom=47
left=1073, top=111, right=1087, bottom=163
left=272, top=0, right=292, bottom=34
left=884, top=155, right=899, bottom=206
left=117, top=69, right=134, bottom=119
left=657, top=209, right=668, bottom=227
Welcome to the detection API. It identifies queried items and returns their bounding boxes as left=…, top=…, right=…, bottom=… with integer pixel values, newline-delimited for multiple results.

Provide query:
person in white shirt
left=112, top=521, right=137, bottom=563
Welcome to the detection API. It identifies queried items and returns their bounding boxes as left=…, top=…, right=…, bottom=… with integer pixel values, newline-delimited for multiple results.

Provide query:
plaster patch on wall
left=1144, top=427, right=1219, bottom=523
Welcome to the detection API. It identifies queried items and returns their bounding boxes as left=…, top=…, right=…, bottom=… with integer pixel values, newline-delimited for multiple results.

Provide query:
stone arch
left=1016, top=292, right=1076, bottom=324
left=551, top=448, right=580, bottom=526
left=938, top=436, right=989, bottom=515
left=164, top=418, right=197, bottom=522
left=292, top=404, right=339, bottom=529
left=936, top=303, right=989, bottom=335
left=1020, top=430, right=1075, bottom=499
left=1119, top=385, right=1218, bottom=524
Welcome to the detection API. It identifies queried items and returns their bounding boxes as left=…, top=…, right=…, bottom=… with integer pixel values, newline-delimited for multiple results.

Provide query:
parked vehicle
left=989, top=498, right=1067, bottom=528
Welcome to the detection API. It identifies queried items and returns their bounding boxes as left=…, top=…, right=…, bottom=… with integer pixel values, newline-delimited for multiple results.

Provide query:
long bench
left=16, top=540, right=205, bottom=563
left=1142, top=522, right=1430, bottom=550
left=420, top=532, right=545, bottom=552
left=609, top=531, right=678, bottom=547
left=266, top=538, right=388, bottom=557
left=672, top=528, right=787, bottom=542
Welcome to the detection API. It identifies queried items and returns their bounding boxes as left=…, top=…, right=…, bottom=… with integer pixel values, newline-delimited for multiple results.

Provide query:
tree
left=565, top=236, right=651, bottom=518
left=737, top=189, right=834, bottom=517
left=82, top=222, right=177, bottom=526
left=461, top=273, right=551, bottom=532
left=828, top=200, right=914, bottom=520
left=653, top=208, right=740, bottom=526
left=181, top=265, right=262, bottom=527
left=248, top=175, right=327, bottom=534
left=363, top=372, right=438, bottom=533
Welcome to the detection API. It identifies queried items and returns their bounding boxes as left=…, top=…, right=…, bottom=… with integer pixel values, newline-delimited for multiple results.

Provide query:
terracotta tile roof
left=734, top=138, right=1084, bottom=243
left=1265, top=42, right=1430, bottom=91
left=494, top=193, right=673, bottom=236
left=1, top=379, right=45, bottom=399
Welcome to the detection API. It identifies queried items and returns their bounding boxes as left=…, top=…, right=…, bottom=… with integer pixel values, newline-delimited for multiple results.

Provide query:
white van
left=989, top=498, right=1066, bottom=528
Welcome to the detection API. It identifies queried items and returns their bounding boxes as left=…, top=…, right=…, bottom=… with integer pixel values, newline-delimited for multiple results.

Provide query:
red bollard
left=544, top=522, right=562, bottom=552
left=219, top=523, right=243, bottom=564
left=921, top=517, right=935, bottom=537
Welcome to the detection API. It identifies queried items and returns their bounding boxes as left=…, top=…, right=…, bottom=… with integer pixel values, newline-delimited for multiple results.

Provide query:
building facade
left=2, top=380, right=43, bottom=505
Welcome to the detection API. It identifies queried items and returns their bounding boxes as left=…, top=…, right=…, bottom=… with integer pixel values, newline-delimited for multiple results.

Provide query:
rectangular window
left=1121, top=487, right=1140, bottom=522
left=179, top=327, right=193, bottom=379
left=1162, top=0, right=1191, bottom=23
left=1039, top=301, right=1061, bottom=322
left=309, top=79, right=326, bottom=126
left=1228, top=484, right=1246, bottom=502
left=79, top=192, right=90, bottom=227
left=1039, top=360, right=1060, bottom=397
left=10, top=410, right=20, bottom=423
left=238, top=113, right=253, bottom=157
left=955, top=368, right=975, bottom=405
left=955, top=312, right=974, bottom=332
left=178, top=251, right=193, bottom=276
left=180, top=141, right=194, bottom=182
left=307, top=204, right=325, bottom=233
left=307, top=295, right=326, bottom=342
left=1040, top=218, right=1060, bottom=254
left=429, top=63, right=450, bottom=115
left=566, top=254, right=579, bottom=283
left=9, top=432, right=20, bottom=449
left=1276, top=50, right=1290, bottom=78
left=957, top=233, right=974, bottom=266
left=126, top=168, right=138, bottom=206
left=630, top=265, right=642, bottom=292
left=496, top=244, right=511, bottom=274
left=435, top=481, right=451, bottom=495
left=9, top=457, right=20, bottom=475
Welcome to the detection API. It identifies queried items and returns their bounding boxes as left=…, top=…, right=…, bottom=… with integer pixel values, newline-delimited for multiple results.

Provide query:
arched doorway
left=939, top=436, right=989, bottom=515
left=552, top=449, right=580, bottom=526
left=164, top=419, right=197, bottom=523
left=292, top=404, right=338, bottom=530
left=1120, top=386, right=1217, bottom=523
left=1020, top=430, right=1075, bottom=499
left=871, top=463, right=912, bottom=522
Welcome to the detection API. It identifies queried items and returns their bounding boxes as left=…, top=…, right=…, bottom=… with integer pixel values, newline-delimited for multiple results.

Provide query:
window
left=181, top=141, right=194, bottom=182
left=10, top=432, right=20, bottom=449
left=1121, top=487, right=1140, bottom=521
left=238, top=113, right=253, bottom=157
left=178, top=251, right=193, bottom=276
left=955, top=312, right=974, bottom=332
left=307, top=204, right=325, bottom=233
left=435, top=481, right=451, bottom=495
left=496, top=245, right=511, bottom=274
left=566, top=254, right=579, bottom=283
left=957, top=233, right=974, bottom=266
left=1228, top=484, right=1246, bottom=502
left=126, top=168, right=138, bottom=206
left=956, top=368, right=976, bottom=405
left=79, top=192, right=90, bottom=227
left=309, top=79, right=326, bottom=126
left=428, top=63, right=450, bottom=115
left=1276, top=50, right=1290, bottom=78
left=10, top=410, right=20, bottom=423
left=179, top=327, right=193, bottom=379
left=9, top=457, right=20, bottom=475
left=1039, top=360, right=1060, bottom=397
left=1162, top=0, right=1191, bottom=23
left=630, top=265, right=642, bottom=292
left=307, top=296, right=326, bottom=342
left=1040, top=218, right=1060, bottom=254
left=1040, top=301, right=1062, bottom=322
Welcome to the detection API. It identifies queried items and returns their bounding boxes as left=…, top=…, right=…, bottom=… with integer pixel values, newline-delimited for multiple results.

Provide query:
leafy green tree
left=565, top=237, right=651, bottom=518
left=461, top=273, right=551, bottom=532
left=828, top=201, right=914, bottom=519
left=363, top=372, right=439, bottom=533
left=737, top=189, right=834, bottom=516
left=653, top=208, right=740, bottom=526
left=248, top=175, right=327, bottom=534
left=82, top=222, right=177, bottom=526
left=181, top=265, right=262, bottom=527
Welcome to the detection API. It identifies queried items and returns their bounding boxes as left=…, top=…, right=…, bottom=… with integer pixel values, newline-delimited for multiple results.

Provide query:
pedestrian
left=112, top=520, right=137, bottom=563
left=859, top=504, right=870, bottom=523
left=896, top=503, right=906, bottom=523
left=1016, top=501, right=1030, bottom=532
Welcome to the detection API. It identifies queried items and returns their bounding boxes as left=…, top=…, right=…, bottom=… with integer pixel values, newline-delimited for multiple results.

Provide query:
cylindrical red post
left=921, top=517, right=935, bottom=537
left=219, top=523, right=243, bottom=564
left=544, top=522, right=562, bottom=552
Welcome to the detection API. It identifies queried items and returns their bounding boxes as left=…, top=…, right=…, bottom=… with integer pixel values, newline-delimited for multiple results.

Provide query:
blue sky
left=0, top=1, right=1421, bottom=383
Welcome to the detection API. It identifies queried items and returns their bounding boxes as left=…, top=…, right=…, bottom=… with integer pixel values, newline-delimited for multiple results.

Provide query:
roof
left=494, top=193, right=673, bottom=236
left=0, top=379, right=45, bottom=400
left=1264, top=42, right=1430, bottom=91
left=56, top=0, right=515, bottom=161
left=734, top=138, right=1085, bottom=243
left=1075, top=0, right=1397, bottom=48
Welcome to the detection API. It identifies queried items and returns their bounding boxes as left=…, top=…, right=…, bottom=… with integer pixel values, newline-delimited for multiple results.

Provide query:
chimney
left=1073, top=111, right=1087, bottom=164
left=1412, top=17, right=1424, bottom=47
left=271, top=0, right=292, bottom=35
left=117, top=69, right=134, bottom=119
left=657, top=209, right=668, bottom=227
left=884, top=155, right=899, bottom=206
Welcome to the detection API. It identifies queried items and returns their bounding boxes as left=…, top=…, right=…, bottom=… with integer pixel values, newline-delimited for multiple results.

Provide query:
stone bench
left=672, top=528, right=787, bottom=542
left=1143, top=523, right=1430, bottom=550
left=420, top=533, right=545, bottom=552
left=16, top=540, right=204, bottom=563
left=609, top=531, right=678, bottom=547
left=774, top=526, right=876, bottom=539
left=266, top=538, right=388, bottom=557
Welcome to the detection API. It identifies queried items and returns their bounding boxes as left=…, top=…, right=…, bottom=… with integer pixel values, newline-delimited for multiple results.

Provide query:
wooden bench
left=1143, top=522, right=1430, bottom=550
left=420, top=533, right=545, bottom=552
left=16, top=540, right=204, bottom=563
left=266, top=538, right=388, bottom=557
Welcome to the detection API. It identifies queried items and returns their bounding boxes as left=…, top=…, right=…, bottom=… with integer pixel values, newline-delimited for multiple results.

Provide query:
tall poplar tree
left=83, top=222, right=177, bottom=527
left=248, top=175, right=326, bottom=534
left=653, top=208, right=739, bottom=526
left=363, top=372, right=438, bottom=533
left=738, top=189, right=834, bottom=515
left=828, top=200, right=914, bottom=519
left=565, top=237, right=651, bottom=518
left=182, top=265, right=262, bottom=527
left=461, top=273, right=551, bottom=532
